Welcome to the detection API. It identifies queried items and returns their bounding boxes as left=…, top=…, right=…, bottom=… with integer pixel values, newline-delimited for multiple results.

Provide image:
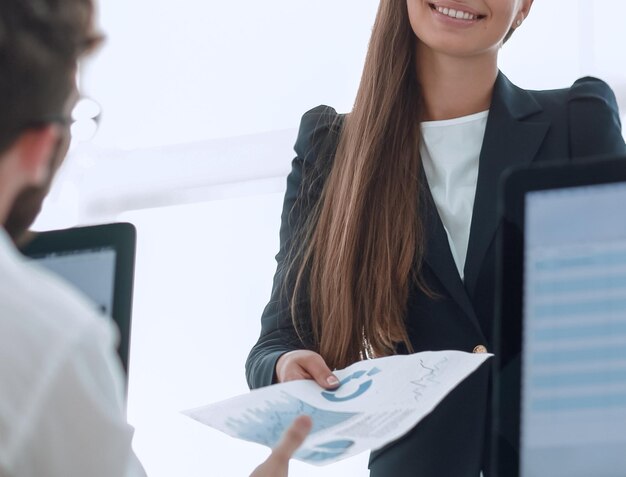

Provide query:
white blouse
left=420, top=110, right=489, bottom=281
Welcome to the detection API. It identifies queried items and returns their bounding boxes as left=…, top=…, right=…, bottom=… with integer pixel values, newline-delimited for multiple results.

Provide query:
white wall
left=118, top=196, right=372, bottom=476
left=33, top=1, right=626, bottom=476
left=83, top=0, right=379, bottom=150
left=78, top=0, right=626, bottom=153
left=500, top=0, right=626, bottom=95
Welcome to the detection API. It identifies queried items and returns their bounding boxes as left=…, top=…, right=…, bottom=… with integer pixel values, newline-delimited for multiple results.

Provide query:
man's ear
left=13, top=125, right=60, bottom=186
left=521, top=0, right=534, bottom=19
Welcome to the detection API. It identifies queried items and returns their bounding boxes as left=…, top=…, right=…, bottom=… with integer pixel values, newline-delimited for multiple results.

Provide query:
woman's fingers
left=276, top=350, right=340, bottom=389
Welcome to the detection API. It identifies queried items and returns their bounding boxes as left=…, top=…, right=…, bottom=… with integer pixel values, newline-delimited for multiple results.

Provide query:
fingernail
left=327, top=376, right=339, bottom=386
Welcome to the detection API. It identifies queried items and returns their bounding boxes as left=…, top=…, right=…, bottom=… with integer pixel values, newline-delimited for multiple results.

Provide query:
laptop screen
left=520, top=181, right=626, bottom=477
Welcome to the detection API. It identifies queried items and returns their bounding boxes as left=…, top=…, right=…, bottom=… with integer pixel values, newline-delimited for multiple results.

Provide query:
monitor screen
left=521, top=181, right=626, bottom=477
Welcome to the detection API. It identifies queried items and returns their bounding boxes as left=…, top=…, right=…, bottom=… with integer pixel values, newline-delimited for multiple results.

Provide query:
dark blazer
left=246, top=72, right=626, bottom=476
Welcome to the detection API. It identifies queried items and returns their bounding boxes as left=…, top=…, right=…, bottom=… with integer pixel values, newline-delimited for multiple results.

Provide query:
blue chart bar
left=532, top=370, right=626, bottom=388
left=535, top=276, right=626, bottom=294
left=535, top=251, right=626, bottom=271
left=532, top=393, right=626, bottom=412
left=533, top=323, right=626, bottom=341
left=534, top=299, right=626, bottom=318
left=532, top=345, right=626, bottom=365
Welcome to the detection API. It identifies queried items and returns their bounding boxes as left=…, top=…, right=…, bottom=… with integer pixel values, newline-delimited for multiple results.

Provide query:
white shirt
left=420, top=110, right=489, bottom=280
left=0, top=229, right=145, bottom=477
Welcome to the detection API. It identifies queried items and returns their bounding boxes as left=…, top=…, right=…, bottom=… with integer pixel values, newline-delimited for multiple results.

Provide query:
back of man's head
left=0, top=0, right=100, bottom=243
left=0, top=0, right=100, bottom=154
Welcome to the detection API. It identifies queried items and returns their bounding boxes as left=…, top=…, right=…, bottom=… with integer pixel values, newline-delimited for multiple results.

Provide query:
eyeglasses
left=70, top=96, right=101, bottom=142
left=22, top=96, right=102, bottom=143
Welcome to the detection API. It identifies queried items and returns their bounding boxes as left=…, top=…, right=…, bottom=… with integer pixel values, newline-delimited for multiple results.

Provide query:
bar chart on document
left=521, top=182, right=626, bottom=476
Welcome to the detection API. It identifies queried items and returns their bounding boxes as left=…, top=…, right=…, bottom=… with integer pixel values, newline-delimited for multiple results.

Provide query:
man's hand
left=249, top=415, right=313, bottom=477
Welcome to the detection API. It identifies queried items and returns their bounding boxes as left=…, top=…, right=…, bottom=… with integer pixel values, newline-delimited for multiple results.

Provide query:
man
left=0, top=0, right=309, bottom=475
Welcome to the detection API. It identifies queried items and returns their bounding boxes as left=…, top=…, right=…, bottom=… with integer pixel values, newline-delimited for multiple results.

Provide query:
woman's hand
left=276, top=350, right=340, bottom=389
left=249, top=415, right=312, bottom=477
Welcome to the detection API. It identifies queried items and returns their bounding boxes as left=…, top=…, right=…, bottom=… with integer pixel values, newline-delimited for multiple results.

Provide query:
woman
left=246, top=0, right=626, bottom=475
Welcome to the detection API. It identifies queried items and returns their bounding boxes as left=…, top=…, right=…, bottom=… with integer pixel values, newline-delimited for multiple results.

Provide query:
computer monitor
left=494, top=157, right=626, bottom=477
left=21, top=222, right=136, bottom=376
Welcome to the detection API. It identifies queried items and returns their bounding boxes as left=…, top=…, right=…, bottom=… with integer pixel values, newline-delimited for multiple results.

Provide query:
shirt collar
left=0, top=227, right=22, bottom=263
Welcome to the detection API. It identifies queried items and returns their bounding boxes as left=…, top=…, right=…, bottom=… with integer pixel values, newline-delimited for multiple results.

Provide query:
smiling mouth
left=428, top=3, right=486, bottom=21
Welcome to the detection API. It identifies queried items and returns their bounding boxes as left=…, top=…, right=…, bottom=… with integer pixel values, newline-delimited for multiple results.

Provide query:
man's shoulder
left=0, top=251, right=115, bottom=375
left=0, top=246, right=119, bottom=467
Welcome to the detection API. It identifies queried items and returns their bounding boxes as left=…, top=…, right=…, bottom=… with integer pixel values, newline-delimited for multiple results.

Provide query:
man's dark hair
left=0, top=0, right=101, bottom=152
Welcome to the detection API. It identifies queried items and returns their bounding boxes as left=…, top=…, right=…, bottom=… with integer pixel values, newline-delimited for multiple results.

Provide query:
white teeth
left=436, top=5, right=477, bottom=20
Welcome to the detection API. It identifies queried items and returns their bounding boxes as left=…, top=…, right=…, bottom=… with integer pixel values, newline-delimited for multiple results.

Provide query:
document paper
left=183, top=350, right=491, bottom=465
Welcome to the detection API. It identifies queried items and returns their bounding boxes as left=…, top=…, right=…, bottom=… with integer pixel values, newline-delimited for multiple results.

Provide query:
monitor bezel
left=492, top=156, right=626, bottom=476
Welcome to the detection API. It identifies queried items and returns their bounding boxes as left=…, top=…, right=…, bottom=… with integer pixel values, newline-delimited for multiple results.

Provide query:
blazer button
left=473, top=345, right=488, bottom=354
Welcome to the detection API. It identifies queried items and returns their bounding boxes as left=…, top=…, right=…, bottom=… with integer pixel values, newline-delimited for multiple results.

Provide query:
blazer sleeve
left=568, top=77, right=626, bottom=158
left=245, top=105, right=342, bottom=389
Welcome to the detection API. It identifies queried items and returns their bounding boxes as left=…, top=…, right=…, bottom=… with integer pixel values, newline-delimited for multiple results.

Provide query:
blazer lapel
left=422, top=169, right=484, bottom=335
left=463, top=72, right=550, bottom=298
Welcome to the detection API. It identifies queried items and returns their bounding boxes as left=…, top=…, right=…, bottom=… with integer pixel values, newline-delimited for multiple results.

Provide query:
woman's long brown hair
left=290, top=0, right=429, bottom=370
